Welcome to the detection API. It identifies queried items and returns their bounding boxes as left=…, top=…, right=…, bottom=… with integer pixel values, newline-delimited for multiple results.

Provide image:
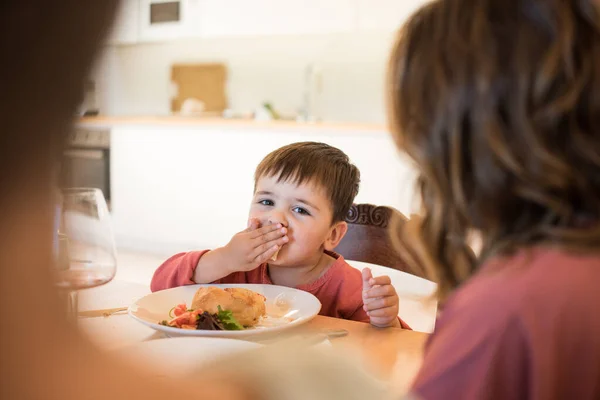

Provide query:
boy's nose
left=267, top=211, right=288, bottom=227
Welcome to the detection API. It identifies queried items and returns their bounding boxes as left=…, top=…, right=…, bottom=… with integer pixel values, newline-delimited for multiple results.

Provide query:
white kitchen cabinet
left=198, top=0, right=357, bottom=37
left=356, top=0, right=427, bottom=32
left=106, top=0, right=140, bottom=45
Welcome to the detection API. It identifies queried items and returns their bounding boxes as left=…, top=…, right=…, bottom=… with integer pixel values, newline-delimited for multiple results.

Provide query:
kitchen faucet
left=298, top=63, right=321, bottom=122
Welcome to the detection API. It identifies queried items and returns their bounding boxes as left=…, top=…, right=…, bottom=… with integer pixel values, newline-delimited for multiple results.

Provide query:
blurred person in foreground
left=0, top=1, right=242, bottom=399
left=390, top=0, right=600, bottom=398
left=0, top=2, right=388, bottom=400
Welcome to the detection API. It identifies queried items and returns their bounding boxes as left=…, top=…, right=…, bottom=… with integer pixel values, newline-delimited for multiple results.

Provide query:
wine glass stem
left=68, top=290, right=79, bottom=320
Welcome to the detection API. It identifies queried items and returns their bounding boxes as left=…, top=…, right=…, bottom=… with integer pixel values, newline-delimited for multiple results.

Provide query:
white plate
left=120, top=337, right=262, bottom=378
left=128, top=283, right=322, bottom=338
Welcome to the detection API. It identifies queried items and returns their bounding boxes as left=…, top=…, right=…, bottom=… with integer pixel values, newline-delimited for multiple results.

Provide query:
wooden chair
left=334, top=203, right=426, bottom=279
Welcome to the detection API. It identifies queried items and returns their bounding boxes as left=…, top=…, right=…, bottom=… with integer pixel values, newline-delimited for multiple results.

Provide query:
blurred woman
left=388, top=0, right=600, bottom=398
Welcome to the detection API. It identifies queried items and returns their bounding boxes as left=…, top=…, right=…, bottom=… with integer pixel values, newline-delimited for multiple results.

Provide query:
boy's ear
left=324, top=221, right=348, bottom=251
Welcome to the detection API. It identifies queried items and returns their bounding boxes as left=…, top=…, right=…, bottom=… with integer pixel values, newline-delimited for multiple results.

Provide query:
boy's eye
left=259, top=199, right=274, bottom=206
left=293, top=206, right=310, bottom=216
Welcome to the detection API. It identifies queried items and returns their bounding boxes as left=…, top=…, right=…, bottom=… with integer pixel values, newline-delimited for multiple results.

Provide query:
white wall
left=92, top=31, right=397, bottom=123
left=90, top=47, right=121, bottom=116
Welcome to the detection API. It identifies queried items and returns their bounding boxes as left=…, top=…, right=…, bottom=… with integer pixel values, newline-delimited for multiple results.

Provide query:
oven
left=60, top=128, right=111, bottom=206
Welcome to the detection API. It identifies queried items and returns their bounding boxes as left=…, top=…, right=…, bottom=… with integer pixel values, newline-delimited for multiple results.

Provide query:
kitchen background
left=89, top=0, right=425, bottom=123
left=74, top=0, right=429, bottom=257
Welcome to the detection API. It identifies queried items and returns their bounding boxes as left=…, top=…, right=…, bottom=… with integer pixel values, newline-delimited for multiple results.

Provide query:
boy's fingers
left=366, top=306, right=398, bottom=318
left=362, top=268, right=373, bottom=287
left=249, top=222, right=284, bottom=238
left=251, top=244, right=279, bottom=264
left=251, top=228, right=288, bottom=248
left=364, top=285, right=396, bottom=299
left=363, top=296, right=397, bottom=311
left=368, top=275, right=391, bottom=287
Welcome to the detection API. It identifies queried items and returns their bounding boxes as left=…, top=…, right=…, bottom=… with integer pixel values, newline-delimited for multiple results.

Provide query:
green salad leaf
left=216, top=305, right=244, bottom=330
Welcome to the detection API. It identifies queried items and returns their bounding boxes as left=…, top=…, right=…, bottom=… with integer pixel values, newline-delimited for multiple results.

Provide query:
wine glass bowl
left=54, top=188, right=117, bottom=315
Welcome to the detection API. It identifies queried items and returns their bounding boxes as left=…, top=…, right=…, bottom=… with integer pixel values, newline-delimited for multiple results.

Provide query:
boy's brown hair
left=254, top=142, right=360, bottom=224
left=388, top=0, right=600, bottom=300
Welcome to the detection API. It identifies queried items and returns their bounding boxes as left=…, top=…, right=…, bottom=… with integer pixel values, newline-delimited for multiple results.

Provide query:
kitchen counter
left=78, top=116, right=389, bottom=134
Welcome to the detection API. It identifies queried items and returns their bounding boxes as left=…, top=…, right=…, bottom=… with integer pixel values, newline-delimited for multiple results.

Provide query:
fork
left=78, top=306, right=129, bottom=318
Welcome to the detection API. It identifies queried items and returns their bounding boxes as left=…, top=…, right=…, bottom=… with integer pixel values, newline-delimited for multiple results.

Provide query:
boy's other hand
left=362, top=267, right=400, bottom=328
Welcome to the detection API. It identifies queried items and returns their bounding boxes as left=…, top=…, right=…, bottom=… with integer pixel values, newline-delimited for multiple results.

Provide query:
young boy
left=151, top=142, right=409, bottom=328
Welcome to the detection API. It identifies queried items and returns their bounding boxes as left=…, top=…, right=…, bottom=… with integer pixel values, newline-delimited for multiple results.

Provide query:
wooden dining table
left=77, top=278, right=429, bottom=394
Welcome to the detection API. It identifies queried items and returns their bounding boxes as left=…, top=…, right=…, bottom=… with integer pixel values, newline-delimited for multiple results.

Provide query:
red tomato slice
left=168, top=312, right=191, bottom=327
left=173, top=303, right=188, bottom=317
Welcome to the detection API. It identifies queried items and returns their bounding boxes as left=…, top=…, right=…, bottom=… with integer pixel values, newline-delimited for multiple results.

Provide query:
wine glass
left=54, top=188, right=117, bottom=319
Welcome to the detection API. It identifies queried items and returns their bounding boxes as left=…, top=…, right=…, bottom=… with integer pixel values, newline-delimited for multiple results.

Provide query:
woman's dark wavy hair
left=388, top=0, right=600, bottom=301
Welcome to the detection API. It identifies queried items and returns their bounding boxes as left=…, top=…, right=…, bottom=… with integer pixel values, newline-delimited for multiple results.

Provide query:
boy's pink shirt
left=151, top=249, right=411, bottom=329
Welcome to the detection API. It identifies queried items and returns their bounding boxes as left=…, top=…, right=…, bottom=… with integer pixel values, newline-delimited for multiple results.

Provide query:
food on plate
left=191, top=286, right=266, bottom=327
left=158, top=286, right=267, bottom=331
left=159, top=302, right=244, bottom=331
